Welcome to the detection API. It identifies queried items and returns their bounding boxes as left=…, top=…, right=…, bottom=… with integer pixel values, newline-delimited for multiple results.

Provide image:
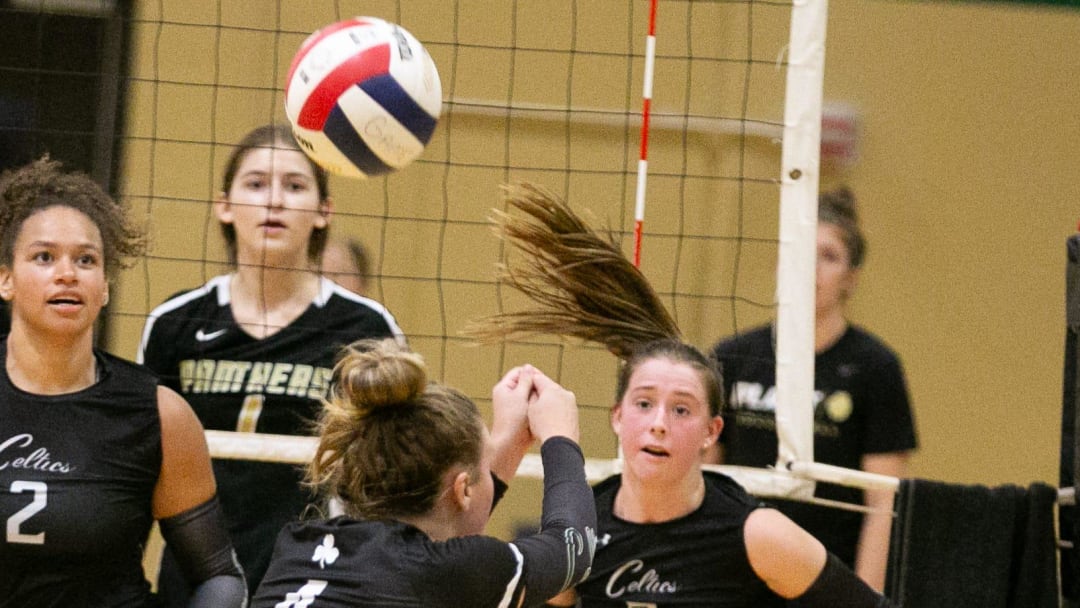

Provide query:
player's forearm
left=511, top=437, right=596, bottom=605
left=489, top=429, right=532, bottom=482
left=855, top=504, right=892, bottom=591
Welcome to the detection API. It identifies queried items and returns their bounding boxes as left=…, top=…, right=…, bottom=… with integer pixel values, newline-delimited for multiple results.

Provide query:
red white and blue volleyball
left=285, top=17, right=442, bottom=179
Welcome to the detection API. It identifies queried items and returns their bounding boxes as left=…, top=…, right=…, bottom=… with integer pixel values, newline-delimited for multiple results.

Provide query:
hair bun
left=332, top=338, right=426, bottom=415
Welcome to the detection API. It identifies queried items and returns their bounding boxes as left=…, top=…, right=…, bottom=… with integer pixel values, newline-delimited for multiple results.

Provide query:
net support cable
left=445, top=98, right=782, bottom=141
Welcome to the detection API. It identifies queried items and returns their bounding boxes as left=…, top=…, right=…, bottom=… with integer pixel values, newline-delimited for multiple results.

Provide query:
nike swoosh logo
left=195, top=328, right=227, bottom=342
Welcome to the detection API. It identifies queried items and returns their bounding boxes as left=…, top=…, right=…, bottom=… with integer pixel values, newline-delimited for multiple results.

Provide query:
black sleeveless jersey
left=0, top=343, right=161, bottom=607
left=138, top=274, right=404, bottom=593
left=576, top=471, right=785, bottom=607
left=254, top=518, right=529, bottom=608
left=253, top=437, right=597, bottom=608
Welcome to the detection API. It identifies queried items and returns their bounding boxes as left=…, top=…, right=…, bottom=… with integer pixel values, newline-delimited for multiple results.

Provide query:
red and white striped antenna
left=632, top=0, right=658, bottom=268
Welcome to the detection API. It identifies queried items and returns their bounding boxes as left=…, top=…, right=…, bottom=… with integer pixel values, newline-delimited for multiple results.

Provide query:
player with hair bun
left=252, top=338, right=596, bottom=607
left=0, top=157, right=245, bottom=607
left=470, top=183, right=895, bottom=607
left=712, top=185, right=917, bottom=590
left=138, top=123, right=405, bottom=601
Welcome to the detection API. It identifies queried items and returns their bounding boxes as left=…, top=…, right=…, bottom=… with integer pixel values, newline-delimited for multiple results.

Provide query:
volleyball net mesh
left=3, top=0, right=811, bottom=492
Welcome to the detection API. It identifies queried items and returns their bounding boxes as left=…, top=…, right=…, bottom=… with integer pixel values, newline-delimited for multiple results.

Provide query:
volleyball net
left=3, top=0, right=844, bottom=500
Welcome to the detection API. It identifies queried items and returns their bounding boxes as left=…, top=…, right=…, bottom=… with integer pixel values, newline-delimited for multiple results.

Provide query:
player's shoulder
left=320, top=279, right=390, bottom=312
left=98, top=348, right=159, bottom=386
left=712, top=325, right=773, bottom=356
left=703, top=469, right=755, bottom=501
left=591, top=474, right=631, bottom=519
left=318, top=278, right=404, bottom=334
left=592, top=473, right=622, bottom=500
left=700, top=470, right=766, bottom=523
left=839, top=325, right=902, bottom=367
left=146, top=274, right=229, bottom=321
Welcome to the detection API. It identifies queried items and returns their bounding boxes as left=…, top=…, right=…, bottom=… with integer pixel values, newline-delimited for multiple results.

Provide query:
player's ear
left=451, top=469, right=471, bottom=510
left=841, top=266, right=860, bottom=300
left=610, top=403, right=623, bottom=435
left=0, top=266, right=12, bottom=301
left=313, top=197, right=328, bottom=231
left=704, top=415, right=723, bottom=449
left=213, top=192, right=234, bottom=224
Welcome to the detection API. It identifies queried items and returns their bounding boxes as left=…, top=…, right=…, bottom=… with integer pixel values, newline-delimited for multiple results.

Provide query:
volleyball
left=284, top=17, right=442, bottom=179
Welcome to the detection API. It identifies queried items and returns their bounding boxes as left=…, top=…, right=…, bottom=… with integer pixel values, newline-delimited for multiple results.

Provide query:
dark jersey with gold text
left=712, top=324, right=917, bottom=565
left=138, top=274, right=404, bottom=594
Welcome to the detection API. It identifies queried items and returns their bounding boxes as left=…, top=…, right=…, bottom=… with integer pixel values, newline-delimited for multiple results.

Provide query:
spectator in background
left=711, top=186, right=918, bottom=590
left=321, top=236, right=370, bottom=296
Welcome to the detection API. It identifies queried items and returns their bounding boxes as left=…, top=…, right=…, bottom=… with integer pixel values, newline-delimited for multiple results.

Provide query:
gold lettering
left=287, top=364, right=314, bottom=396
left=179, top=360, right=195, bottom=392
left=266, top=363, right=294, bottom=395
left=245, top=362, right=273, bottom=393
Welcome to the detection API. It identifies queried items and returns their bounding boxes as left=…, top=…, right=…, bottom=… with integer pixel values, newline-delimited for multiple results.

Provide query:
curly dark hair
left=0, top=156, right=146, bottom=280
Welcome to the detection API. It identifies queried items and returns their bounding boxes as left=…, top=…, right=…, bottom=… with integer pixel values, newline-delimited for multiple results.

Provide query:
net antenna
left=629, top=0, right=834, bottom=498
left=631, top=0, right=659, bottom=269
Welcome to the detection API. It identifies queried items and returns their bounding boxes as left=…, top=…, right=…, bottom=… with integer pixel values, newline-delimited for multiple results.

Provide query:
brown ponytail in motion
left=467, top=182, right=681, bottom=360
left=467, top=182, right=724, bottom=416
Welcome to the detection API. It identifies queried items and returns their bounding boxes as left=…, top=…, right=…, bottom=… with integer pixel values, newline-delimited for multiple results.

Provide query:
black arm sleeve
left=791, top=552, right=895, bottom=608
left=158, top=496, right=247, bottom=608
left=510, top=436, right=596, bottom=607
left=491, top=471, right=509, bottom=513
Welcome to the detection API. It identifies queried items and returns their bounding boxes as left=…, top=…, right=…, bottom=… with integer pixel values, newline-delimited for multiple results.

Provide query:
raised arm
left=489, top=365, right=538, bottom=483
left=510, top=368, right=595, bottom=607
left=154, top=386, right=247, bottom=608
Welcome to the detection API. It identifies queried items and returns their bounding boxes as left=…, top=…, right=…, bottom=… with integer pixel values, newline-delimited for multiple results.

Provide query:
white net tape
left=205, top=430, right=901, bottom=511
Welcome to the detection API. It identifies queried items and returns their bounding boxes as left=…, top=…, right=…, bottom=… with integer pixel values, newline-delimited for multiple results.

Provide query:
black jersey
left=138, top=274, right=404, bottom=593
left=576, top=471, right=784, bottom=608
left=0, top=342, right=161, bottom=607
left=252, top=437, right=596, bottom=608
left=712, top=324, right=918, bottom=565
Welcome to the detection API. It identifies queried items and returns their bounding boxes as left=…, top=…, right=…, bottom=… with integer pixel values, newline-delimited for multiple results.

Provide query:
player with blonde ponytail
left=252, top=338, right=596, bottom=607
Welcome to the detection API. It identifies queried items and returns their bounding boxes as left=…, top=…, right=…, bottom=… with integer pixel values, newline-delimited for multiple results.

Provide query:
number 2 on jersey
left=6, top=480, right=47, bottom=544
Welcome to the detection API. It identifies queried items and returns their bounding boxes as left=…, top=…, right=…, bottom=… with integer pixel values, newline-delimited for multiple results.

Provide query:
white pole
left=774, top=0, right=829, bottom=499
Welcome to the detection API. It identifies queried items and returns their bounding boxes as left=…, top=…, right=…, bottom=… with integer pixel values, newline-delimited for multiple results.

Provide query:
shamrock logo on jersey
left=312, top=534, right=339, bottom=569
